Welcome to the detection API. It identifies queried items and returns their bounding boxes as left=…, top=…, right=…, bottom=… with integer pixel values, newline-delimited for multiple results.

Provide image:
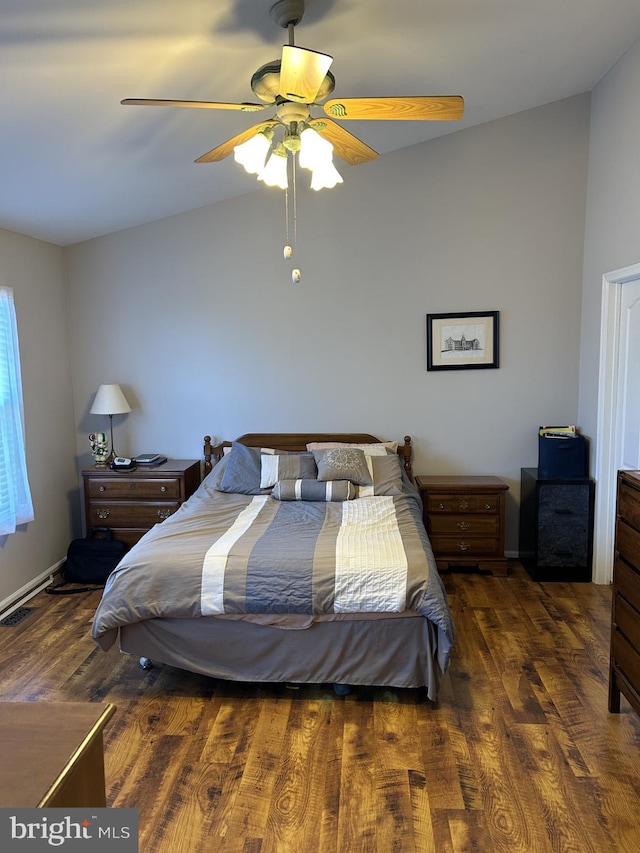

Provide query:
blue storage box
left=538, top=432, right=588, bottom=479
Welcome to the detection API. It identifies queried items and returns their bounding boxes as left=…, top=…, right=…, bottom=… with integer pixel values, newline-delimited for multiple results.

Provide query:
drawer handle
left=459, top=499, right=469, bottom=510
left=129, top=482, right=136, bottom=490
left=157, top=509, right=172, bottom=520
left=457, top=542, right=470, bottom=551
left=457, top=521, right=471, bottom=531
left=160, top=486, right=167, bottom=493
left=99, top=485, right=106, bottom=492
left=96, top=508, right=110, bottom=519
left=554, top=509, right=572, bottom=516
left=438, top=502, right=445, bottom=510
left=484, top=504, right=493, bottom=511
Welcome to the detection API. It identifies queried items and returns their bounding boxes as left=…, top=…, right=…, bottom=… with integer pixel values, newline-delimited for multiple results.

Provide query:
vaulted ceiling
left=3, top=0, right=640, bottom=245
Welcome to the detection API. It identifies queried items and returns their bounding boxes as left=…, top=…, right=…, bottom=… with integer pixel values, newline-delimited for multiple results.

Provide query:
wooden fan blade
left=279, top=45, right=333, bottom=103
left=121, top=98, right=267, bottom=112
left=194, top=120, right=279, bottom=164
left=323, top=96, right=464, bottom=121
left=308, top=118, right=377, bottom=166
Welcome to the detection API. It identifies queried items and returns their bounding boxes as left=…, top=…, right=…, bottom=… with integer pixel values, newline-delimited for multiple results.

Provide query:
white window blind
left=0, top=287, right=34, bottom=534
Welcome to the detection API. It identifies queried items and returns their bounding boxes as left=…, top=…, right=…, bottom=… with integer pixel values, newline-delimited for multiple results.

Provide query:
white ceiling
left=3, top=0, right=640, bottom=246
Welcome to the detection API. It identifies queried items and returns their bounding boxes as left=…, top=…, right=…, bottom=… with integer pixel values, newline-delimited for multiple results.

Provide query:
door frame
left=594, top=261, right=640, bottom=584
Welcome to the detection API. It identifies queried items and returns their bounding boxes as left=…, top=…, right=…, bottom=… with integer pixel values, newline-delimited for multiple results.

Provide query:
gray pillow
left=260, top=452, right=317, bottom=488
left=312, top=447, right=372, bottom=486
left=218, top=443, right=271, bottom=495
left=356, top=453, right=405, bottom=497
left=272, top=479, right=357, bottom=501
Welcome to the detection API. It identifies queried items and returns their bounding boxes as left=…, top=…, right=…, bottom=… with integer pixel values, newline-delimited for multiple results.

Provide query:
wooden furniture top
left=415, top=475, right=508, bottom=491
left=0, top=701, right=116, bottom=807
left=204, top=433, right=413, bottom=479
left=83, top=459, right=199, bottom=475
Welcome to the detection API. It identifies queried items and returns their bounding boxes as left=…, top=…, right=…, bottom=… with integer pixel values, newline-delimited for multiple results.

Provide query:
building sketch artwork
left=442, top=334, right=481, bottom=352
left=440, top=324, right=485, bottom=358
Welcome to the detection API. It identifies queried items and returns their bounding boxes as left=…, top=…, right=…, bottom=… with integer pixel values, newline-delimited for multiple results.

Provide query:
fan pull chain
left=283, top=154, right=301, bottom=283
left=291, top=154, right=300, bottom=283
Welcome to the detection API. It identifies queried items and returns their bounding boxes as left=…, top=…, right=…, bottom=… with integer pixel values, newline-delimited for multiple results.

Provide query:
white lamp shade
left=234, top=132, right=272, bottom=175
left=298, top=127, right=334, bottom=171
left=90, top=384, right=132, bottom=415
left=309, top=159, right=344, bottom=191
left=258, top=149, right=289, bottom=189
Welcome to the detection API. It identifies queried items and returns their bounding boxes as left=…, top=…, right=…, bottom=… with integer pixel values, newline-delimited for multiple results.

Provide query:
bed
left=91, top=433, right=454, bottom=699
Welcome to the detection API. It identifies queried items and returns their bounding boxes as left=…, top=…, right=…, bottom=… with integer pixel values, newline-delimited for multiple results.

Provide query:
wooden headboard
left=203, top=433, right=413, bottom=480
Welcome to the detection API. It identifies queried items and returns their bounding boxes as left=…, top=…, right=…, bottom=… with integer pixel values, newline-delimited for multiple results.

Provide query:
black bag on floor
left=47, top=527, right=129, bottom=595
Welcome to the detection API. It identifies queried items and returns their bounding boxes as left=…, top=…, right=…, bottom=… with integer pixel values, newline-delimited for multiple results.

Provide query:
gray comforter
left=92, top=468, right=454, bottom=672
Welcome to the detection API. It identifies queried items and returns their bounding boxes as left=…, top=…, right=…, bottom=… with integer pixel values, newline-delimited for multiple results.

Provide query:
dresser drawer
left=428, top=515, right=499, bottom=536
left=426, top=494, right=500, bottom=514
left=613, top=557, right=640, bottom=614
left=429, top=535, right=501, bottom=558
left=618, top=479, right=640, bottom=531
left=611, top=629, right=640, bottom=692
left=86, top=477, right=182, bottom=500
left=614, top=592, right=640, bottom=652
left=615, top=518, right=640, bottom=573
left=87, top=501, right=180, bottom=528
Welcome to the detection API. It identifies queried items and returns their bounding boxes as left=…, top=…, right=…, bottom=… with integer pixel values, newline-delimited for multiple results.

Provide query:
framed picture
left=426, top=311, right=499, bottom=371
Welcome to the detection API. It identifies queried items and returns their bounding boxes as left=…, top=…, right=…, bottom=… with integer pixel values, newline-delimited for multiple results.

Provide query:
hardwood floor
left=0, top=564, right=639, bottom=852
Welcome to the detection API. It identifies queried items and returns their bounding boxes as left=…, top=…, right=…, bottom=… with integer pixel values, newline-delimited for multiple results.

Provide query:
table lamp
left=90, top=384, right=132, bottom=463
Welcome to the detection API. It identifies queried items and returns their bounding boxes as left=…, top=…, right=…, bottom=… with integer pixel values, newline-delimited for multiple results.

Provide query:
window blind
left=0, top=287, right=34, bottom=535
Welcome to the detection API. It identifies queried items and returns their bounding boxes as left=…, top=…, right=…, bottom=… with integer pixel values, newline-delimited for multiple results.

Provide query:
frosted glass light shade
left=90, top=384, right=132, bottom=415
left=258, top=148, right=289, bottom=189
left=298, top=127, right=334, bottom=171
left=309, top=159, right=344, bottom=191
left=234, top=132, right=272, bottom=175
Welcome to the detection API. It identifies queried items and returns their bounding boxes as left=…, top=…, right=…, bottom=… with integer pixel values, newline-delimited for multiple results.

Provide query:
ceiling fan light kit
left=121, top=0, right=464, bottom=277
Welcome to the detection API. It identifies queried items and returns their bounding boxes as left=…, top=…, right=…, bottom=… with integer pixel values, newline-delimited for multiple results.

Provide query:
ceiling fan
left=121, top=0, right=464, bottom=172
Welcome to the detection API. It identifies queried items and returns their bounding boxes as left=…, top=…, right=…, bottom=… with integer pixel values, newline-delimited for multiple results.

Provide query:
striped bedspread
left=91, top=472, right=454, bottom=669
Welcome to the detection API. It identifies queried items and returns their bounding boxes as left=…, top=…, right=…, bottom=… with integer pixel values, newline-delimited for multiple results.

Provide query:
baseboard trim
left=0, top=560, right=64, bottom=621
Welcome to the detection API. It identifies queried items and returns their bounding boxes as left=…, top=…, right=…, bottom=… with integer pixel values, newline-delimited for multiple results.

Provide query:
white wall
left=579, top=37, right=640, bottom=438
left=577, top=36, right=640, bottom=582
left=67, top=94, right=591, bottom=553
left=0, top=228, right=77, bottom=605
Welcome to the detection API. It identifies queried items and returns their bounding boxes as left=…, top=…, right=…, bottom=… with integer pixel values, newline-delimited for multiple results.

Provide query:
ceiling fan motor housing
left=270, top=0, right=305, bottom=29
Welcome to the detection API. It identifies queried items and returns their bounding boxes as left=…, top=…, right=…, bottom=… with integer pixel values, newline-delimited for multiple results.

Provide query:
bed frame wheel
left=333, top=683, right=351, bottom=696
left=139, top=657, right=153, bottom=670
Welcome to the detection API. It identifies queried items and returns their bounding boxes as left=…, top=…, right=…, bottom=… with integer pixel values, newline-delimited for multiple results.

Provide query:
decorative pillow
left=218, top=443, right=269, bottom=494
left=260, top=452, right=317, bottom=489
left=357, top=453, right=405, bottom=497
left=312, top=447, right=373, bottom=486
left=272, top=479, right=357, bottom=501
left=306, top=440, right=398, bottom=454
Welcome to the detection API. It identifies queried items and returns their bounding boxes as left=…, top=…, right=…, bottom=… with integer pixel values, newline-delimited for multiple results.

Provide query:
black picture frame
left=427, top=311, right=499, bottom=371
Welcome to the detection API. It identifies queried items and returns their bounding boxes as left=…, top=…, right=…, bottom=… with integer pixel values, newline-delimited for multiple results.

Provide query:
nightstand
left=83, top=459, right=201, bottom=547
left=415, top=475, right=509, bottom=576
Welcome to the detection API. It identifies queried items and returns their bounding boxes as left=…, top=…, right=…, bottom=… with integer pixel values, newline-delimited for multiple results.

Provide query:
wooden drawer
left=86, top=501, right=180, bottom=528
left=86, top=477, right=182, bottom=500
left=611, top=629, right=640, bottom=693
left=614, top=592, right=640, bottom=653
left=615, top=518, right=640, bottom=573
left=429, top=535, right=501, bottom=558
left=613, top=557, right=640, bottom=614
left=426, top=494, right=500, bottom=514
left=618, top=477, right=640, bottom=531
left=428, top=515, right=499, bottom=536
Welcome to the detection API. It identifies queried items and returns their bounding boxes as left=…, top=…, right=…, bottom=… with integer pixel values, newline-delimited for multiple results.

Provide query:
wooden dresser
left=83, top=459, right=200, bottom=546
left=415, top=475, right=509, bottom=576
left=609, top=469, right=640, bottom=718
